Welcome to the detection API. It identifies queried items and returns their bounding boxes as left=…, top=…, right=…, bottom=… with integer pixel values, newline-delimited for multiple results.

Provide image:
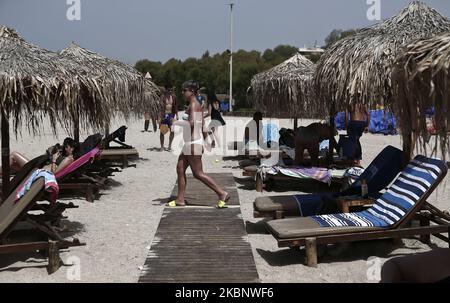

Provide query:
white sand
left=0, top=116, right=448, bottom=283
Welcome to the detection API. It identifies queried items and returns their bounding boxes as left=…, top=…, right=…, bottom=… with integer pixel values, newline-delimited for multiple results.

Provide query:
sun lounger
left=55, top=147, right=103, bottom=202
left=2, top=158, right=79, bottom=223
left=244, top=164, right=351, bottom=193
left=254, top=146, right=404, bottom=219
left=99, top=126, right=139, bottom=168
left=98, top=148, right=139, bottom=169
left=102, top=125, right=132, bottom=149
left=265, top=155, right=449, bottom=267
left=0, top=176, right=84, bottom=274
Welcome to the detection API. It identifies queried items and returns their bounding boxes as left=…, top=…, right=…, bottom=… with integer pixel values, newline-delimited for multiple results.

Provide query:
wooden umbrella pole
left=328, top=111, right=335, bottom=166
left=73, top=103, right=80, bottom=142
left=104, top=124, right=110, bottom=149
left=293, top=118, right=298, bottom=131
left=1, top=111, right=10, bottom=201
left=73, top=117, right=80, bottom=142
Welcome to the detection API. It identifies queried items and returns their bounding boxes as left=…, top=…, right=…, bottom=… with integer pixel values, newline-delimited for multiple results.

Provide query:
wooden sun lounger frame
left=57, top=149, right=106, bottom=203
left=267, top=164, right=450, bottom=267
left=0, top=181, right=85, bottom=274
left=99, top=149, right=139, bottom=169
left=244, top=169, right=349, bottom=193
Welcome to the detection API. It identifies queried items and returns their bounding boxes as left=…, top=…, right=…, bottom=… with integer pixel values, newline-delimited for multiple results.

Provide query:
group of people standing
left=144, top=85, right=226, bottom=152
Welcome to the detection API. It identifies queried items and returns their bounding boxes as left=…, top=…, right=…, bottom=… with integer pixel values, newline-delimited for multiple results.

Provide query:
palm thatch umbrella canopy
left=314, top=1, right=450, bottom=114
left=60, top=43, right=161, bottom=140
left=249, top=53, right=317, bottom=119
left=393, top=31, right=450, bottom=159
left=0, top=26, right=111, bottom=199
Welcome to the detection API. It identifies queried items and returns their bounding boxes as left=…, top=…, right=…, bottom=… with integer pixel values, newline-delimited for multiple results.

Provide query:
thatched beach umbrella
left=60, top=43, right=161, bottom=141
left=250, top=53, right=317, bottom=121
left=0, top=27, right=111, bottom=199
left=393, top=31, right=450, bottom=159
left=315, top=1, right=450, bottom=113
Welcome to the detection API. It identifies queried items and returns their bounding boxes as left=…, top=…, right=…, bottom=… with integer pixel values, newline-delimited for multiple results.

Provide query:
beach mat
left=170, top=173, right=239, bottom=206
left=138, top=208, right=259, bottom=283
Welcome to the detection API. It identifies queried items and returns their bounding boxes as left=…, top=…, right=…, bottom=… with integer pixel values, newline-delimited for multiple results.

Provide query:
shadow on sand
left=0, top=220, right=85, bottom=273
left=245, top=220, right=270, bottom=235
left=256, top=239, right=429, bottom=267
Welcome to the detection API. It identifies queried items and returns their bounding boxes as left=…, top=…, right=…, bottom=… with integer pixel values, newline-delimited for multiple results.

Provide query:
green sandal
left=167, top=200, right=186, bottom=207
left=216, top=194, right=230, bottom=209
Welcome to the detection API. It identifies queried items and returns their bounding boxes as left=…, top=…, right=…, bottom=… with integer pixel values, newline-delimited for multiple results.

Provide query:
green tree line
left=135, top=45, right=313, bottom=109
left=135, top=29, right=357, bottom=109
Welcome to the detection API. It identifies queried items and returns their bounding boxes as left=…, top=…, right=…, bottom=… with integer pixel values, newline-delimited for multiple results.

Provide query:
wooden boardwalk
left=170, top=173, right=239, bottom=206
left=139, top=208, right=259, bottom=283
left=139, top=173, right=259, bottom=283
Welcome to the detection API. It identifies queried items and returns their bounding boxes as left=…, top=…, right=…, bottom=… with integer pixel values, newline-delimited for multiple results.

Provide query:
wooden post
left=1, top=111, right=10, bottom=202
left=275, top=211, right=284, bottom=220
left=46, top=240, right=62, bottom=274
left=86, top=184, right=94, bottom=203
left=340, top=202, right=350, bottom=214
left=419, top=214, right=431, bottom=244
left=328, top=113, right=335, bottom=167
left=255, top=174, right=263, bottom=192
left=305, top=237, right=318, bottom=267
left=447, top=226, right=450, bottom=248
left=402, top=133, right=412, bottom=167
left=73, top=104, right=80, bottom=142
left=73, top=119, right=80, bottom=143
left=104, top=123, right=110, bottom=149
left=121, top=155, right=128, bottom=169
left=293, top=118, right=298, bottom=131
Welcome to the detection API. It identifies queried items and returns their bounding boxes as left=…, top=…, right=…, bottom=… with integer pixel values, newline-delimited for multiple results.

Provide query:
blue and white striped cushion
left=311, top=156, right=444, bottom=228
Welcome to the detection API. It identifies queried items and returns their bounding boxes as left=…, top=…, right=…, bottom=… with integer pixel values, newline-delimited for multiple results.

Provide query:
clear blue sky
left=1, top=0, right=449, bottom=64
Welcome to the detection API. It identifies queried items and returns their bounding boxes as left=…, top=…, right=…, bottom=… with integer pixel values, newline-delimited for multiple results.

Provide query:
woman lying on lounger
left=1, top=137, right=80, bottom=175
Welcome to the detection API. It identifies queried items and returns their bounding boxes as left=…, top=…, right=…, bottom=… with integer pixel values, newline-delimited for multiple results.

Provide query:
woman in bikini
left=167, top=80, right=229, bottom=208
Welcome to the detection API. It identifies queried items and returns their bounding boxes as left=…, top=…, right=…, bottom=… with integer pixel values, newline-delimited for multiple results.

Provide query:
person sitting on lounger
left=1, top=137, right=80, bottom=175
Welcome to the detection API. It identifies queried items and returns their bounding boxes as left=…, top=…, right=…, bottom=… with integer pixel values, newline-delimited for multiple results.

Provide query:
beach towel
left=257, top=166, right=333, bottom=184
left=345, top=167, right=365, bottom=180
left=55, top=147, right=100, bottom=180
left=368, top=109, right=398, bottom=135
left=311, top=156, right=444, bottom=227
left=16, top=169, right=59, bottom=204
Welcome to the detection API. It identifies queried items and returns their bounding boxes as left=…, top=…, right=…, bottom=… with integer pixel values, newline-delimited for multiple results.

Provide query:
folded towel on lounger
left=16, top=169, right=59, bottom=204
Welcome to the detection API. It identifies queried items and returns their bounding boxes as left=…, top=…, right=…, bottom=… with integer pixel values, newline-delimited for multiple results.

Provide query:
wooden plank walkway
left=139, top=208, right=259, bottom=283
left=170, top=173, right=239, bottom=206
